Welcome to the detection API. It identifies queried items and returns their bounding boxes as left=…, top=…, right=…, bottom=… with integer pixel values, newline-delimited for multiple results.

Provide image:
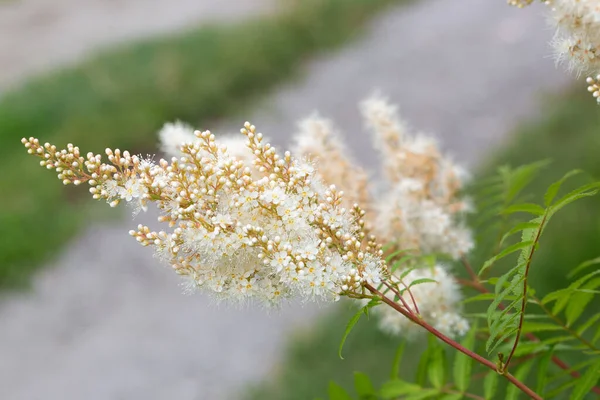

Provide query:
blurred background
left=0, top=0, right=598, bottom=399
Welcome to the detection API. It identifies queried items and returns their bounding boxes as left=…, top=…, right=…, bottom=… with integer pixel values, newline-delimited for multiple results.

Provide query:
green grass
left=0, top=0, right=402, bottom=289
left=242, top=88, right=600, bottom=400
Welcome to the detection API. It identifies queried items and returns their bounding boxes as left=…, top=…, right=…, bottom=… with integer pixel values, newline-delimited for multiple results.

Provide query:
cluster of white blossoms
left=292, top=95, right=472, bottom=337
left=512, top=0, right=600, bottom=103
left=22, top=123, right=387, bottom=306
left=361, top=96, right=473, bottom=259
left=548, top=0, right=600, bottom=77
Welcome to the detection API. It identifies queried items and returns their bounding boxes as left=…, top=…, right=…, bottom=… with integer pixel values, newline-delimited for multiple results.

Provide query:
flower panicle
left=357, top=95, right=473, bottom=259
left=22, top=123, right=387, bottom=306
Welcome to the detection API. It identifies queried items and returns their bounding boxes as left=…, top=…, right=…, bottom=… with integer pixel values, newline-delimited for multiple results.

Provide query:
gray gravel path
left=0, top=1, right=572, bottom=399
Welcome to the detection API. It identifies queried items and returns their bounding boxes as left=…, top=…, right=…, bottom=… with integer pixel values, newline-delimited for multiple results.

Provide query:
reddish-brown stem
left=382, top=281, right=414, bottom=311
left=459, top=258, right=600, bottom=395
left=456, top=277, right=482, bottom=290
left=384, top=280, right=420, bottom=315
left=400, top=280, right=421, bottom=314
left=399, top=279, right=421, bottom=315
left=462, top=257, right=479, bottom=282
left=365, top=284, right=543, bottom=400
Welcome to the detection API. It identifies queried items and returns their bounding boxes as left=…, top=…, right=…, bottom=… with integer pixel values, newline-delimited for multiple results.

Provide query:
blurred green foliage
left=243, top=88, right=600, bottom=399
left=0, top=0, right=400, bottom=288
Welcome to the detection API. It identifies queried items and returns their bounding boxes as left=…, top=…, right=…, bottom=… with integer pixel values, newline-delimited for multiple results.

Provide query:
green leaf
left=549, top=182, right=600, bottom=217
left=541, top=287, right=570, bottom=305
left=567, top=256, right=600, bottom=279
left=415, top=344, right=430, bottom=386
left=576, top=289, right=600, bottom=294
left=439, top=394, right=463, bottom=400
left=399, top=266, right=416, bottom=279
left=521, top=321, right=564, bottom=333
left=576, top=313, right=600, bottom=336
left=541, top=335, right=578, bottom=346
left=552, top=290, right=573, bottom=316
left=392, top=258, right=415, bottom=273
left=506, top=358, right=534, bottom=400
left=408, top=278, right=438, bottom=288
left=462, top=293, right=500, bottom=304
left=493, top=341, right=548, bottom=359
left=548, top=359, right=597, bottom=383
left=379, top=380, right=421, bottom=399
left=572, top=268, right=600, bottom=288
left=487, top=324, right=518, bottom=355
left=565, top=291, right=594, bottom=327
left=486, top=259, right=528, bottom=354
left=338, top=310, right=364, bottom=361
left=427, top=349, right=446, bottom=390
left=504, top=160, right=551, bottom=203
left=404, top=390, right=440, bottom=400
left=569, top=269, right=600, bottom=293
left=593, top=324, right=600, bottom=344
left=500, top=221, right=542, bottom=246
left=390, top=342, right=406, bottom=379
left=453, top=323, right=476, bottom=392
left=569, top=359, right=600, bottom=400
left=426, top=335, right=446, bottom=389
left=502, top=203, right=546, bottom=216
left=328, top=382, right=353, bottom=400
left=545, top=269, right=600, bottom=315
left=338, top=298, right=380, bottom=359
left=385, top=249, right=409, bottom=263
left=544, top=169, right=582, bottom=206
left=479, top=241, right=535, bottom=276
left=536, top=346, right=554, bottom=395
left=545, top=379, right=578, bottom=398
left=353, top=372, right=374, bottom=398
left=483, top=372, right=499, bottom=400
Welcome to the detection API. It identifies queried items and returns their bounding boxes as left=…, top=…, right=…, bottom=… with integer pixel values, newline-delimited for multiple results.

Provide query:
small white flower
left=102, top=180, right=119, bottom=197
left=212, top=213, right=233, bottom=229
left=261, top=187, right=287, bottom=205
left=271, top=251, right=291, bottom=272
left=118, top=178, right=145, bottom=202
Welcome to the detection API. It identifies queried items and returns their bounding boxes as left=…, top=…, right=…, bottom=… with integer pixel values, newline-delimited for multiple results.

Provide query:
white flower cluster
left=377, top=265, right=470, bottom=338
left=361, top=96, right=473, bottom=259
left=548, top=0, right=600, bottom=77
left=22, top=124, right=387, bottom=306
left=292, top=96, right=472, bottom=337
left=513, top=0, right=600, bottom=102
